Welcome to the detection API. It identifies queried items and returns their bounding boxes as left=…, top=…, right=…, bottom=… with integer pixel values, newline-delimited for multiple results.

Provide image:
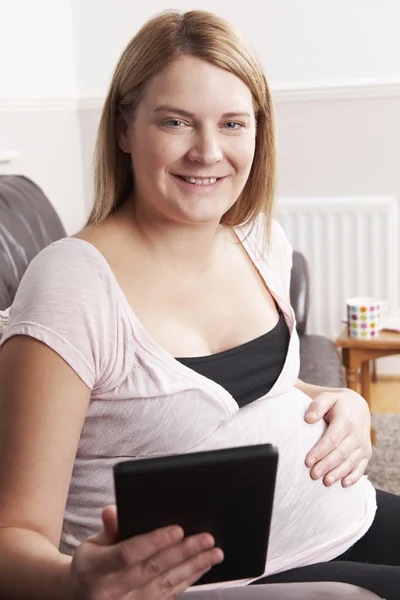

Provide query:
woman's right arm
left=0, top=336, right=223, bottom=600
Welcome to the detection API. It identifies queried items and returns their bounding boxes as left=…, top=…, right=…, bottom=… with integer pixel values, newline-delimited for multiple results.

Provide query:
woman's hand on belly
left=302, top=387, right=372, bottom=488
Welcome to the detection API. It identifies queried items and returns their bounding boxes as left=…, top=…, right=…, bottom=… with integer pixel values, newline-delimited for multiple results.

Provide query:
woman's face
left=118, top=55, right=257, bottom=226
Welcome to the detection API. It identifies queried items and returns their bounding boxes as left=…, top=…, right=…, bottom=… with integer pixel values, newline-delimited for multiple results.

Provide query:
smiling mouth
left=177, top=175, right=222, bottom=185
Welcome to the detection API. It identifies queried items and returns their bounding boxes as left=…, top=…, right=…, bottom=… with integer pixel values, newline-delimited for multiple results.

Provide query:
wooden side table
left=335, top=328, right=400, bottom=444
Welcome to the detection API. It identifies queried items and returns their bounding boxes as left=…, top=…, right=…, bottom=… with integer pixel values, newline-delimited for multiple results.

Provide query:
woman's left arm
left=295, top=379, right=372, bottom=488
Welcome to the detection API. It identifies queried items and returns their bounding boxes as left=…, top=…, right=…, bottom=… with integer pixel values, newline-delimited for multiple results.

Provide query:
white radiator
left=277, top=196, right=399, bottom=339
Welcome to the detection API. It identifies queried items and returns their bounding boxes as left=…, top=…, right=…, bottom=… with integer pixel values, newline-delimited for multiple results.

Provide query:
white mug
left=346, top=297, right=384, bottom=339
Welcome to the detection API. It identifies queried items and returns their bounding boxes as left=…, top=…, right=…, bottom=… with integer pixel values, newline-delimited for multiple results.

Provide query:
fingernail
left=308, top=456, right=316, bottom=467
left=327, top=476, right=335, bottom=485
left=306, top=411, right=318, bottom=420
left=170, top=526, right=184, bottom=541
left=211, top=548, right=224, bottom=563
left=200, top=534, right=215, bottom=549
left=314, top=468, right=322, bottom=478
left=344, top=478, right=352, bottom=486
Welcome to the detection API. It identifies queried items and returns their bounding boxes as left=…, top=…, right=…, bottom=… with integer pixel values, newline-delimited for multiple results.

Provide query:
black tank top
left=176, top=311, right=290, bottom=408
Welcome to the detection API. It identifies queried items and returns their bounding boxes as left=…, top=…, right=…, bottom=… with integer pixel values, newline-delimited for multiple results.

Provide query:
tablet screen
left=114, top=443, right=278, bottom=585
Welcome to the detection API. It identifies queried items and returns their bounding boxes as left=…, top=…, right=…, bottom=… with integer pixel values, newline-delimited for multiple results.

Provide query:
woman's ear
left=116, top=112, right=131, bottom=154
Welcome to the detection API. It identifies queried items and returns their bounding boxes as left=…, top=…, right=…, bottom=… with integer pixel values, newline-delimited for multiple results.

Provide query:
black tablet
left=114, top=443, right=278, bottom=585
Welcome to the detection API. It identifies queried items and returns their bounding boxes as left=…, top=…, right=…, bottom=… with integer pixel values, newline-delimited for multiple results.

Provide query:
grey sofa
left=0, top=175, right=378, bottom=599
left=291, top=251, right=345, bottom=388
left=0, top=175, right=66, bottom=310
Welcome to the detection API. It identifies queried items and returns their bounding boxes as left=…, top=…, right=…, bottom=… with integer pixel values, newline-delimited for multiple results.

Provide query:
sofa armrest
left=0, top=175, right=66, bottom=310
left=290, top=251, right=310, bottom=336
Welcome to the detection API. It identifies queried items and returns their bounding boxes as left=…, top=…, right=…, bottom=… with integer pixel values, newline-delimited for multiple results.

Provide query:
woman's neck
left=116, top=199, right=231, bottom=273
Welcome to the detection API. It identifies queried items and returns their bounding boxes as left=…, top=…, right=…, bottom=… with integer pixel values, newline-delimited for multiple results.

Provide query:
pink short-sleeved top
left=0, top=219, right=376, bottom=589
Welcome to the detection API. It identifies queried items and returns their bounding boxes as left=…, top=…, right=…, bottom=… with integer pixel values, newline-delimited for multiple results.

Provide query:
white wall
left=0, top=108, right=86, bottom=235
left=0, top=0, right=77, bottom=98
left=6, top=0, right=399, bottom=102
left=2, top=0, right=400, bottom=234
left=0, top=0, right=86, bottom=235
left=70, top=0, right=400, bottom=98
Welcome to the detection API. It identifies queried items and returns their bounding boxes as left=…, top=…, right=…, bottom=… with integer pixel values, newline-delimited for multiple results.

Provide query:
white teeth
left=182, top=176, right=217, bottom=185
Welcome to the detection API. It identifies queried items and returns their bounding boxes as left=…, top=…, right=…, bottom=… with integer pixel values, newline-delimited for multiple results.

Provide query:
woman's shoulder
left=30, top=234, right=103, bottom=265
left=28, top=226, right=115, bottom=285
left=12, top=232, right=120, bottom=320
left=3, top=232, right=130, bottom=391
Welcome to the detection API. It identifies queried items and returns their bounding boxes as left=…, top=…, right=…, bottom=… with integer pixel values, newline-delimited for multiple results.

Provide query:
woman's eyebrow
left=153, top=104, right=252, bottom=119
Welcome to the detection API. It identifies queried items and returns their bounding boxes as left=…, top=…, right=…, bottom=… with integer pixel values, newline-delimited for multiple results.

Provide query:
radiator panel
left=277, top=196, right=399, bottom=338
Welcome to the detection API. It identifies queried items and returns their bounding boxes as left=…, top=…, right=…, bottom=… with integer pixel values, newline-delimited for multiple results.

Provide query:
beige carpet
left=367, top=413, right=400, bottom=494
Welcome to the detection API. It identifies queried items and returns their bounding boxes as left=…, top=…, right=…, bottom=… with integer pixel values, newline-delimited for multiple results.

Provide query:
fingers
left=137, top=532, right=218, bottom=580
left=159, top=546, right=224, bottom=598
left=86, top=505, right=120, bottom=547
left=309, top=439, right=369, bottom=487
left=305, top=418, right=347, bottom=469
left=341, top=458, right=369, bottom=488
left=98, top=531, right=223, bottom=599
left=317, top=446, right=363, bottom=486
left=304, top=392, right=339, bottom=423
left=97, top=524, right=185, bottom=572
left=321, top=454, right=368, bottom=488
left=133, top=542, right=224, bottom=600
left=102, top=505, right=119, bottom=544
left=308, top=431, right=353, bottom=480
left=85, top=523, right=223, bottom=597
left=75, top=518, right=223, bottom=599
left=304, top=389, right=372, bottom=487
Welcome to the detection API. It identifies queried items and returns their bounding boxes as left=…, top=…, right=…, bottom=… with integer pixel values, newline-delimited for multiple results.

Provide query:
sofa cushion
left=299, top=334, right=345, bottom=388
left=0, top=175, right=66, bottom=310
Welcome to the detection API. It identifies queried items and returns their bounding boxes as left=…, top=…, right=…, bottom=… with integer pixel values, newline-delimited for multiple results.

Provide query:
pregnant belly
left=192, top=386, right=374, bottom=567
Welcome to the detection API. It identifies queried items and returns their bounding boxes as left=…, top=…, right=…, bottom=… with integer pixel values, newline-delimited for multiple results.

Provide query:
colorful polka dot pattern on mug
left=346, top=297, right=381, bottom=339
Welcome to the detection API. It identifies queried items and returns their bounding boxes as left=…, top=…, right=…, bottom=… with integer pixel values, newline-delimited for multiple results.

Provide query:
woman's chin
left=178, top=213, right=225, bottom=226
left=172, top=201, right=232, bottom=226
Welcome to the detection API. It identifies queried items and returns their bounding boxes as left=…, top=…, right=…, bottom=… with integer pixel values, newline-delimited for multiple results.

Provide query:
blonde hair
left=87, top=10, right=276, bottom=235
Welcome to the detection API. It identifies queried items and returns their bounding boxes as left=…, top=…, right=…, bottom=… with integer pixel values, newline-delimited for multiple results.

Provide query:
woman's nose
left=187, top=129, right=223, bottom=166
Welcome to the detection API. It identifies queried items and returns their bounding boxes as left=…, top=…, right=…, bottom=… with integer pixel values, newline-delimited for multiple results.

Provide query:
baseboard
left=376, top=355, right=400, bottom=378
left=374, top=374, right=400, bottom=382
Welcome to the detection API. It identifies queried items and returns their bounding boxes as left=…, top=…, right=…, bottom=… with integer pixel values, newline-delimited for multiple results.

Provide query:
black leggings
left=252, top=489, right=400, bottom=599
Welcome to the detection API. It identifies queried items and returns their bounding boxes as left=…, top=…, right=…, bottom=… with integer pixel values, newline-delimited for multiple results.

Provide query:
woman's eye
left=162, top=119, right=186, bottom=128
left=223, top=122, right=243, bottom=130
